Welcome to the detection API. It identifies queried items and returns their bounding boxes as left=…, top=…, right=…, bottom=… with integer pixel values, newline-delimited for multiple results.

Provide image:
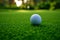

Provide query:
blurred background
left=0, top=0, right=60, bottom=10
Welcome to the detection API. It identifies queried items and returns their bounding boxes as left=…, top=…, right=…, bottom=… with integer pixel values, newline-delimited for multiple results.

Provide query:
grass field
left=0, top=9, right=60, bottom=40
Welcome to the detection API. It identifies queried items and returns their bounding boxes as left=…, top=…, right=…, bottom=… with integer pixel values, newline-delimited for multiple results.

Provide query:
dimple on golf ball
left=30, top=14, right=42, bottom=25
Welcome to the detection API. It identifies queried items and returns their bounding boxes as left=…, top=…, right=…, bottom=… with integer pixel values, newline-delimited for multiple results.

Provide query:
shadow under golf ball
left=31, top=24, right=46, bottom=27
left=31, top=24, right=40, bottom=26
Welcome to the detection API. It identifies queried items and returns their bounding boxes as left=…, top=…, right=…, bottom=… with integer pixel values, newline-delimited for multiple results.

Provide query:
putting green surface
left=0, top=9, right=60, bottom=40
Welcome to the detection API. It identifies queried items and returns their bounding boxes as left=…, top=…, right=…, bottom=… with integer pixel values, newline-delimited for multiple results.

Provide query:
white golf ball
left=30, top=14, right=42, bottom=25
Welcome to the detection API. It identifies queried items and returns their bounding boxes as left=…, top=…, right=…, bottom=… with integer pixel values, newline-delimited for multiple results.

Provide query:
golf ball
left=30, top=14, right=42, bottom=25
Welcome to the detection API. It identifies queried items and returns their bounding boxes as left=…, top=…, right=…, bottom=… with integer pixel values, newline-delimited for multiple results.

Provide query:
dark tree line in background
left=0, top=0, right=60, bottom=9
left=0, top=0, right=5, bottom=6
left=9, top=0, right=14, bottom=7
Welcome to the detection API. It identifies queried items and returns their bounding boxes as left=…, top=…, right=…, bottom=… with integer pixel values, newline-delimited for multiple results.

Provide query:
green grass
left=0, top=9, right=60, bottom=40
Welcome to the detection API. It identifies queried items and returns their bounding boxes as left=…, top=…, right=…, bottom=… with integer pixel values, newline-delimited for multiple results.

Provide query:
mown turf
left=0, top=9, right=60, bottom=40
